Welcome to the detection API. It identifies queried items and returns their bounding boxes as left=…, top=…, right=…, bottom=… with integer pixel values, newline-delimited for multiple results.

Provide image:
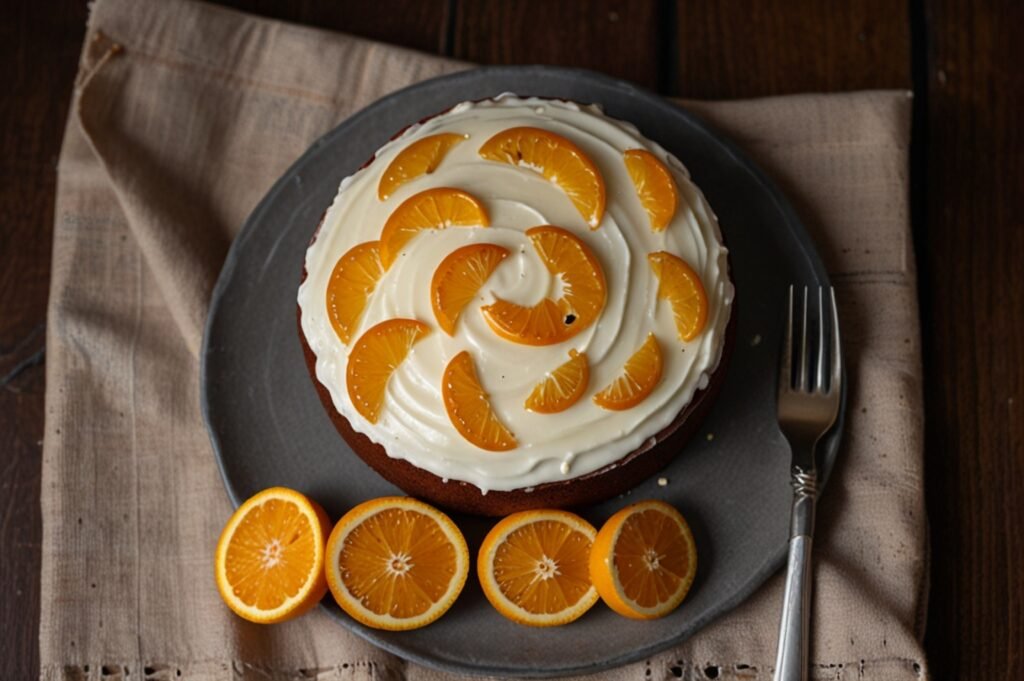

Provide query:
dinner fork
left=773, top=286, right=842, bottom=681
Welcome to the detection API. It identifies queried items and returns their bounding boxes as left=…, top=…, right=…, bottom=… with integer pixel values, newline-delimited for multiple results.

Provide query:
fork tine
left=797, top=286, right=809, bottom=391
left=779, top=285, right=794, bottom=393
left=830, top=287, right=842, bottom=389
left=815, top=287, right=826, bottom=392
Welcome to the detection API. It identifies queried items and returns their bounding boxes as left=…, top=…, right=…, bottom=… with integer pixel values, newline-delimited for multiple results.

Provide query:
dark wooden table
left=2, top=1, right=1021, bottom=679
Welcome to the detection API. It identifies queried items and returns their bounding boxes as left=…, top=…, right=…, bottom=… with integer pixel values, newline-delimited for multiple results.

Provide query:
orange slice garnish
left=325, top=241, right=385, bottom=344
left=592, top=333, right=663, bottom=411
left=346, top=319, right=430, bottom=424
left=378, top=133, right=468, bottom=200
left=442, top=350, right=516, bottom=451
left=325, top=496, right=469, bottom=631
left=624, top=149, right=678, bottom=231
left=479, top=127, right=606, bottom=228
left=481, top=226, right=606, bottom=346
left=431, top=243, right=510, bottom=335
left=589, top=500, right=697, bottom=619
left=648, top=251, right=709, bottom=342
left=478, top=509, right=599, bottom=627
left=379, top=187, right=490, bottom=268
left=215, top=487, right=330, bottom=624
left=525, top=349, right=589, bottom=413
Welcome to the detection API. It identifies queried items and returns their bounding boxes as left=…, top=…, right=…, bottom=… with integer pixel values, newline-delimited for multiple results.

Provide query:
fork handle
left=773, top=467, right=818, bottom=681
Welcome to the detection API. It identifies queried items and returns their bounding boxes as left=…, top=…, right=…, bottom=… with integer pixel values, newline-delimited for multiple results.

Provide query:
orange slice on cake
left=525, top=349, right=589, bottom=413
left=624, top=149, right=678, bottom=231
left=479, top=127, right=606, bottom=228
left=593, top=333, right=663, bottom=411
left=431, top=243, right=510, bottom=335
left=378, top=133, right=468, bottom=200
left=325, top=241, right=385, bottom=344
left=325, top=496, right=469, bottom=631
left=379, top=188, right=489, bottom=268
left=347, top=319, right=430, bottom=424
left=442, top=350, right=516, bottom=451
left=481, top=226, right=606, bottom=346
left=648, top=251, right=708, bottom=342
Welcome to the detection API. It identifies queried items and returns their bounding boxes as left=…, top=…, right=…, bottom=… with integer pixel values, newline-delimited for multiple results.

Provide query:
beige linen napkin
left=41, top=0, right=928, bottom=678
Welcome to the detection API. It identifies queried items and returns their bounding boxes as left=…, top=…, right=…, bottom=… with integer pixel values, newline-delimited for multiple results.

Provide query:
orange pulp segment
left=346, top=319, right=430, bottom=424
left=479, top=127, right=606, bottom=228
left=378, top=133, right=468, bottom=200
left=478, top=510, right=599, bottom=626
left=648, top=251, right=709, bottom=342
left=525, top=349, right=589, bottom=413
left=481, top=226, right=606, bottom=346
left=442, top=350, right=516, bottom=451
left=379, top=187, right=490, bottom=268
left=624, top=149, right=678, bottom=231
left=325, top=241, right=385, bottom=344
left=431, top=243, right=510, bottom=335
left=215, top=487, right=330, bottom=624
left=325, top=496, right=469, bottom=631
left=589, top=500, right=697, bottom=619
left=592, top=333, right=663, bottom=410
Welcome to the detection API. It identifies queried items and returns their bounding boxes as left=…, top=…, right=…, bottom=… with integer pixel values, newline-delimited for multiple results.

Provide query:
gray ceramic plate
left=201, top=66, right=844, bottom=678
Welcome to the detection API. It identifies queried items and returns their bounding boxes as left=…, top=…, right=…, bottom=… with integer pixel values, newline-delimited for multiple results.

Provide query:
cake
left=297, top=95, right=734, bottom=516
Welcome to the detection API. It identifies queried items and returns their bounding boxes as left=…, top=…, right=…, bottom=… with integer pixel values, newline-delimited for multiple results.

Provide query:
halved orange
left=215, top=487, right=330, bottom=624
left=378, top=133, right=468, bottom=200
left=478, top=510, right=599, bottom=627
left=325, top=241, right=385, bottom=344
left=431, top=243, right=510, bottom=335
left=379, top=188, right=490, bottom=268
left=347, top=319, right=430, bottom=424
left=648, top=251, right=709, bottom=342
left=624, top=149, right=678, bottom=231
left=325, top=496, right=469, bottom=631
left=590, top=500, right=697, bottom=620
left=442, top=350, right=516, bottom=451
left=525, top=349, right=589, bottom=413
left=479, top=127, right=606, bottom=228
left=592, top=333, right=663, bottom=411
left=481, top=226, right=606, bottom=346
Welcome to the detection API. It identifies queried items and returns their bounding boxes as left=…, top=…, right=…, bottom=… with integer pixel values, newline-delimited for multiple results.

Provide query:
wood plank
left=920, top=0, right=1024, bottom=677
left=673, top=0, right=911, bottom=97
left=453, top=0, right=664, bottom=90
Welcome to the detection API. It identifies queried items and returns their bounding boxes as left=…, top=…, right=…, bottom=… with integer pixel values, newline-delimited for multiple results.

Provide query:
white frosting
left=298, top=96, right=733, bottom=493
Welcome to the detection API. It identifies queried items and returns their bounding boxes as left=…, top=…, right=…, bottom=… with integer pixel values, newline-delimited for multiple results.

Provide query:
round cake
left=297, top=95, right=734, bottom=516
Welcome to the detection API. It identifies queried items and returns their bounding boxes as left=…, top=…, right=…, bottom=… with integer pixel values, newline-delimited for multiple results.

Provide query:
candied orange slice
left=215, top=487, right=330, bottom=624
left=481, top=226, right=606, bottom=346
left=346, top=319, right=430, bottom=424
left=378, top=133, right=468, bottom=200
left=442, top=351, right=516, bottom=451
left=525, top=349, right=589, bottom=413
left=589, top=500, right=697, bottom=619
left=325, top=496, right=469, bottom=631
left=593, top=333, right=663, bottom=410
left=479, top=127, right=606, bottom=228
left=624, top=149, right=678, bottom=231
left=379, top=188, right=490, bottom=268
left=325, top=241, right=385, bottom=344
left=648, top=251, right=709, bottom=342
left=431, top=243, right=510, bottom=335
left=478, top=509, right=599, bottom=627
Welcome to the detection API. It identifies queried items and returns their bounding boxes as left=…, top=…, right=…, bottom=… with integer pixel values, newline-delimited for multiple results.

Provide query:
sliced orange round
left=624, top=149, right=679, bottom=231
left=593, top=333, right=663, bottom=411
left=347, top=319, right=430, bottom=424
left=215, top=487, right=330, bottom=624
left=481, top=226, right=606, bottom=346
left=379, top=187, right=490, bottom=268
left=325, top=241, right=385, bottom=344
left=378, top=133, right=468, bottom=200
left=442, top=350, right=516, bottom=451
left=431, top=243, right=510, bottom=335
left=479, top=127, right=606, bottom=229
left=325, top=496, right=469, bottom=631
left=478, top=510, right=599, bottom=627
left=648, top=251, right=709, bottom=342
left=525, top=349, right=589, bottom=413
left=590, top=500, right=697, bottom=620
